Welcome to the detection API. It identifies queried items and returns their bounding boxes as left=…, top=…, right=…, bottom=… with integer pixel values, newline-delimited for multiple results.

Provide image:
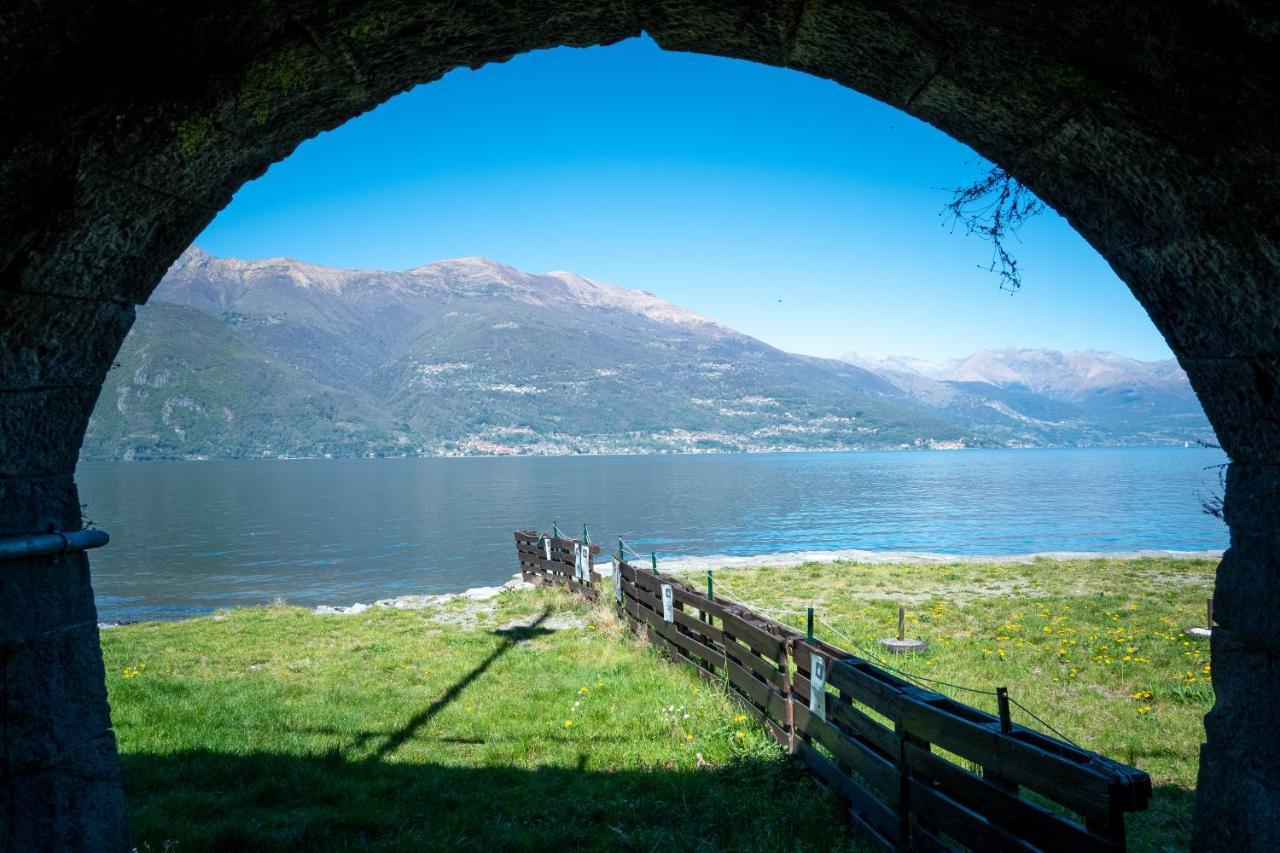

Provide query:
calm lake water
left=78, top=447, right=1228, bottom=622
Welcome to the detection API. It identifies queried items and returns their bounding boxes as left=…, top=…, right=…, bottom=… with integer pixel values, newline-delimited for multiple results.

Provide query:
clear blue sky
left=196, top=35, right=1171, bottom=362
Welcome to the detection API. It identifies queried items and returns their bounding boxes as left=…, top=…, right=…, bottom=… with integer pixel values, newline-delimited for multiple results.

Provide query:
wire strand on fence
left=707, top=573, right=1002, bottom=697
left=811, top=614, right=1000, bottom=699
left=618, top=540, right=647, bottom=561
left=1007, top=696, right=1086, bottom=751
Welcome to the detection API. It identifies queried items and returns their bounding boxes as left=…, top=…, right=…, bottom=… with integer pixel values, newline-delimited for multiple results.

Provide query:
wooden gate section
left=514, top=530, right=601, bottom=599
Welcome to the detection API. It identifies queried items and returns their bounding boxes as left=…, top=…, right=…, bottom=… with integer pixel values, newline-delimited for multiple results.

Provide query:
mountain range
left=80, top=249, right=1214, bottom=460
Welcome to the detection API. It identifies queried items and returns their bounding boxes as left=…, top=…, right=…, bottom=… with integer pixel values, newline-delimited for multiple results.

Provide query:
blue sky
left=196, top=36, right=1171, bottom=362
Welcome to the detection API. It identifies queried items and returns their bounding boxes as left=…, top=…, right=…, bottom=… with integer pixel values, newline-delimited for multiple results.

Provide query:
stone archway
left=2, top=2, right=1276, bottom=849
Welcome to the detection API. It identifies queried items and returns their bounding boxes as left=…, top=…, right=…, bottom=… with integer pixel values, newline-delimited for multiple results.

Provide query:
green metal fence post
left=618, top=538, right=624, bottom=562
left=706, top=570, right=714, bottom=602
left=651, top=552, right=658, bottom=576
left=807, top=607, right=814, bottom=644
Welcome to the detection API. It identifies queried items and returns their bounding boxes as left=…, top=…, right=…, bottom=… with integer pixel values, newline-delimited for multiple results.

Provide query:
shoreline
left=655, top=547, right=1225, bottom=573
left=77, top=442, right=1219, bottom=465
left=98, top=548, right=1223, bottom=628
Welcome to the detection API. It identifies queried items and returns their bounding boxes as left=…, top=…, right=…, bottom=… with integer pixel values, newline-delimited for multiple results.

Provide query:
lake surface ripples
left=77, top=447, right=1229, bottom=622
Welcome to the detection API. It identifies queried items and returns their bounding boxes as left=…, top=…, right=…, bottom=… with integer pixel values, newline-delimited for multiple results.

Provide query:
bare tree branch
left=943, top=165, right=1045, bottom=293
left=1196, top=439, right=1229, bottom=522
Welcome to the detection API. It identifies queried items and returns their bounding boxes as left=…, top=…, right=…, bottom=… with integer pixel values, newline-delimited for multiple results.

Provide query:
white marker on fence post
left=809, top=654, right=827, bottom=721
left=661, top=584, right=674, bottom=623
left=613, top=557, right=623, bottom=603
left=543, top=536, right=551, bottom=561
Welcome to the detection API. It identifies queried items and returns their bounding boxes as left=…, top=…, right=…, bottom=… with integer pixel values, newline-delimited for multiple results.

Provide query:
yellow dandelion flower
left=563, top=720, right=573, bottom=728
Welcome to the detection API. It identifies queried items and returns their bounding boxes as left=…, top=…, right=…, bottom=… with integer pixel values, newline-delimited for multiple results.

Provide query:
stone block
left=0, top=550, right=100, bottom=647
left=0, top=385, right=100, bottom=477
left=643, top=0, right=799, bottom=65
left=0, top=292, right=134, bottom=390
left=1, top=730, right=128, bottom=853
left=4, top=620, right=114, bottom=772
left=1195, top=626, right=1280, bottom=852
left=1179, top=358, right=1280, bottom=464
left=0, top=473, right=82, bottom=535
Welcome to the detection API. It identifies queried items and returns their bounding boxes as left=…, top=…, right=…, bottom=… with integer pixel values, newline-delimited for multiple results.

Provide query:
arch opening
left=2, top=3, right=1277, bottom=850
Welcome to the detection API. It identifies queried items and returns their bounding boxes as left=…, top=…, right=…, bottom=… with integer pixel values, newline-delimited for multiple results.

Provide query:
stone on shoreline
left=313, top=574, right=534, bottom=615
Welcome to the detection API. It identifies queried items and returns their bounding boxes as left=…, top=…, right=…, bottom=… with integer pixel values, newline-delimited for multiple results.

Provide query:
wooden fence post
left=782, top=638, right=797, bottom=754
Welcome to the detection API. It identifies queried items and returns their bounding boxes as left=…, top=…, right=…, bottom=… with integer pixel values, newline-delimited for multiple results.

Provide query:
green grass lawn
left=103, top=585, right=852, bottom=852
left=103, top=557, right=1214, bottom=852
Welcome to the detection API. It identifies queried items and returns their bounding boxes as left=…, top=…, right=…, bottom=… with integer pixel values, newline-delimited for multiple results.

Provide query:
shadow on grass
left=1130, top=784, right=1197, bottom=852
left=373, top=609, right=556, bottom=760
left=120, top=750, right=1189, bottom=852
left=120, top=749, right=846, bottom=852
left=119, top=606, right=860, bottom=850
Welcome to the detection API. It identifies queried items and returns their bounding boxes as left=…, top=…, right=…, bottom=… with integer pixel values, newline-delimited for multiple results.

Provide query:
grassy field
left=103, top=585, right=851, bottom=852
left=103, top=557, right=1215, bottom=851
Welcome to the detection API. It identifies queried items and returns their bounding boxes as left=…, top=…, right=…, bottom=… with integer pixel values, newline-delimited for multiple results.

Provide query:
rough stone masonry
left=1, top=1, right=1277, bottom=849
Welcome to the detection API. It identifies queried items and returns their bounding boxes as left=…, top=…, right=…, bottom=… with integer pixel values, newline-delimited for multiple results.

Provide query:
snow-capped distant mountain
left=843, top=349, right=1208, bottom=445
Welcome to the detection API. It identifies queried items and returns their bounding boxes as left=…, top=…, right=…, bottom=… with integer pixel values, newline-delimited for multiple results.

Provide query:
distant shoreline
left=79, top=442, right=1218, bottom=465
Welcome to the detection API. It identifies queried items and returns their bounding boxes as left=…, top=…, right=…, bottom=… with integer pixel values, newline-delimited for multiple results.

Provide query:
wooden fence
left=513, top=532, right=1152, bottom=852
left=514, top=530, right=602, bottom=598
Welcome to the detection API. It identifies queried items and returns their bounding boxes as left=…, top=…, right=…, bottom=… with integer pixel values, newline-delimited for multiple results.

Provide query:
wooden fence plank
left=792, top=700, right=900, bottom=806
left=899, top=697, right=1125, bottom=823
left=907, top=779, right=1041, bottom=853
left=724, top=656, right=789, bottom=724
left=793, top=645, right=907, bottom=722
left=626, top=598, right=726, bottom=671
left=905, top=743, right=1115, bottom=853
left=789, top=681, right=899, bottom=762
left=630, top=568, right=789, bottom=662
left=795, top=741, right=900, bottom=849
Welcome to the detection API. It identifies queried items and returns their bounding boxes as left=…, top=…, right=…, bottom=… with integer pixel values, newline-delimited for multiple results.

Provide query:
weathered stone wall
left=1, top=2, right=1276, bottom=849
